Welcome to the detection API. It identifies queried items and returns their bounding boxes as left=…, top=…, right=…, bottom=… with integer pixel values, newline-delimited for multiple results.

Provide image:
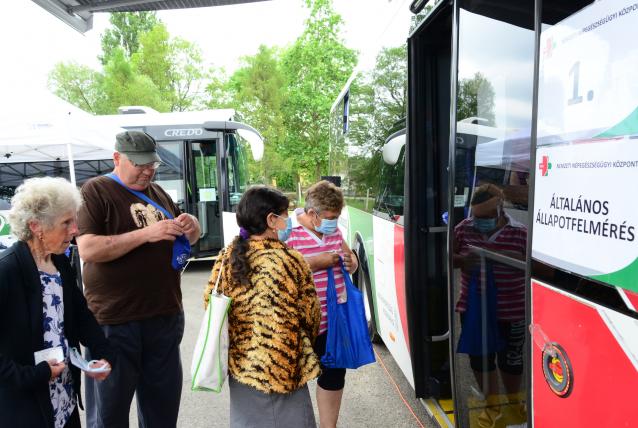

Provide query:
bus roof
left=95, top=108, right=236, bottom=128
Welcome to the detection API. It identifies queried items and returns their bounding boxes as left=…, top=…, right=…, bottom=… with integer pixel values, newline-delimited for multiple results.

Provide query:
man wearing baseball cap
left=77, top=130, right=200, bottom=427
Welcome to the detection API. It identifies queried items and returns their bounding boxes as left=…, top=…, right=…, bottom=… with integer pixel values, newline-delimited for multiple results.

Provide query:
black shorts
left=313, top=333, right=346, bottom=391
left=468, top=320, right=525, bottom=375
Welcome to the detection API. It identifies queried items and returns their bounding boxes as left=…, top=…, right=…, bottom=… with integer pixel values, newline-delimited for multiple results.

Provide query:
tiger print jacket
left=204, top=238, right=321, bottom=394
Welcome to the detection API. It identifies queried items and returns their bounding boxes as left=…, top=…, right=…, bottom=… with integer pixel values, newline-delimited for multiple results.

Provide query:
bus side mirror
left=237, top=128, right=264, bottom=161
left=382, top=132, right=406, bottom=165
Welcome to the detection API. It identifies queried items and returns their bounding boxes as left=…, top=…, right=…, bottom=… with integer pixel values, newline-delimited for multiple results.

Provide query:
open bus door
left=409, top=0, right=638, bottom=427
left=408, top=1, right=537, bottom=426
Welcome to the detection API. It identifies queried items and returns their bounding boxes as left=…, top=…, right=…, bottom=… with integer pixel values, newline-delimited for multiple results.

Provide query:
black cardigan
left=0, top=241, right=114, bottom=428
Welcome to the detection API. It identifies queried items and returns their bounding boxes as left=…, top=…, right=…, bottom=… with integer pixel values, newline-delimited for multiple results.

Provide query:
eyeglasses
left=126, top=157, right=161, bottom=170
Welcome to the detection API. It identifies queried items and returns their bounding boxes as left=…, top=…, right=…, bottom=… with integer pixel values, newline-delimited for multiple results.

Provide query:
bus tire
left=353, top=241, right=381, bottom=344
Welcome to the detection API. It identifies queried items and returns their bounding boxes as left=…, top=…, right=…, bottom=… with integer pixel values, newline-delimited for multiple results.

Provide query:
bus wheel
left=355, top=258, right=381, bottom=344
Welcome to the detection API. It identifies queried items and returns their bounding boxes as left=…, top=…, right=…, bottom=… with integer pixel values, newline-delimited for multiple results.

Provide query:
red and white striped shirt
left=454, top=215, right=527, bottom=321
left=287, top=210, right=346, bottom=334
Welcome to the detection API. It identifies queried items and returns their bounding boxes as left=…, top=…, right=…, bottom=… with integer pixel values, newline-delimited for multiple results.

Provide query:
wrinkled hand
left=145, top=219, right=183, bottom=243
left=85, top=359, right=111, bottom=381
left=175, top=213, right=198, bottom=237
left=308, top=252, right=340, bottom=270
left=47, top=360, right=65, bottom=381
left=343, top=251, right=358, bottom=273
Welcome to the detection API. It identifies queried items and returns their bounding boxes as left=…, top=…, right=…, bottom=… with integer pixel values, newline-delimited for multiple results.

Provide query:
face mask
left=275, top=215, right=292, bottom=241
left=474, top=217, right=497, bottom=233
left=314, top=213, right=339, bottom=235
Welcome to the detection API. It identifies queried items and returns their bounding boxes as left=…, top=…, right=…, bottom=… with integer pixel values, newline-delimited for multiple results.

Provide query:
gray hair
left=8, top=177, right=82, bottom=241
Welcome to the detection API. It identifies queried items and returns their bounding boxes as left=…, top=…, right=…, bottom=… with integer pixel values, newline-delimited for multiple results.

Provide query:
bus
left=331, top=1, right=638, bottom=427
left=0, top=107, right=263, bottom=259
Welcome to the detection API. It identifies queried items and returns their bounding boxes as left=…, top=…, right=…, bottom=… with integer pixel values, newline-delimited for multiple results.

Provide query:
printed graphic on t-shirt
left=130, top=203, right=166, bottom=228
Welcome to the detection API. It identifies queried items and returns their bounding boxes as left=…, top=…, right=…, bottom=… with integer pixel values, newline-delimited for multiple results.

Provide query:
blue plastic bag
left=457, top=263, right=506, bottom=355
left=321, top=258, right=376, bottom=369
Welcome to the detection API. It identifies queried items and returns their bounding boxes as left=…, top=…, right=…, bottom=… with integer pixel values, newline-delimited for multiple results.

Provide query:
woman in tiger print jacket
left=204, top=186, right=321, bottom=428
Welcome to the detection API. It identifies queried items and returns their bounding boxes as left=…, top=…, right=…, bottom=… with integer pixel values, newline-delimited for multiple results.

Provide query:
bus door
left=447, top=2, right=536, bottom=427
left=405, top=1, right=453, bottom=412
left=530, top=0, right=638, bottom=426
left=185, top=138, right=223, bottom=255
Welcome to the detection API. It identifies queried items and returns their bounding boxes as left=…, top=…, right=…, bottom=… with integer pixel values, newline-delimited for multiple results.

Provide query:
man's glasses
left=126, top=157, right=161, bottom=170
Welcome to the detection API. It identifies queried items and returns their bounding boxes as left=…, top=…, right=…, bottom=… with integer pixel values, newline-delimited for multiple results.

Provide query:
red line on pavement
left=374, top=348, right=427, bottom=428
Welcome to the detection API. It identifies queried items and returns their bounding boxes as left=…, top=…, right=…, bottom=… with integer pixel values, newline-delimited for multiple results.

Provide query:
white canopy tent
left=0, top=90, right=122, bottom=185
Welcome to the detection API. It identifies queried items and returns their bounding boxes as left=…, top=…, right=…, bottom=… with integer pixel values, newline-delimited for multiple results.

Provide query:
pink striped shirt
left=454, top=215, right=527, bottom=321
left=287, top=214, right=346, bottom=334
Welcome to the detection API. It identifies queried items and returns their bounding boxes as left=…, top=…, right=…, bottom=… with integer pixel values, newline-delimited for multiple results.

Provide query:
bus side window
left=373, top=146, right=405, bottom=225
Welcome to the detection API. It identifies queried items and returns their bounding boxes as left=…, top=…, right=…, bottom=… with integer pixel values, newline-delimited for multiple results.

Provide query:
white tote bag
left=191, top=260, right=232, bottom=392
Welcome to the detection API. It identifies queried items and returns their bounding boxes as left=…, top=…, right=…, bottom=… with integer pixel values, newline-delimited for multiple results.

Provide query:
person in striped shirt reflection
left=453, top=183, right=527, bottom=428
left=286, top=180, right=358, bottom=428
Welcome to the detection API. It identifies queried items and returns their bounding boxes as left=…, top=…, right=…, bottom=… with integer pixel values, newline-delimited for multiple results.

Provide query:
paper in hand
left=34, top=346, right=64, bottom=365
left=69, top=347, right=110, bottom=373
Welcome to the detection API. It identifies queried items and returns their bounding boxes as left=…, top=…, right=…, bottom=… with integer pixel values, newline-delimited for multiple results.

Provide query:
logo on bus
left=538, top=155, right=552, bottom=176
left=542, top=343, right=573, bottom=398
left=164, top=128, right=203, bottom=137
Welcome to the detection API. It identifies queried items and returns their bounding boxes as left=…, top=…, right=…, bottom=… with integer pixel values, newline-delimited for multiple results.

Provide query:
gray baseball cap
left=115, top=131, right=162, bottom=165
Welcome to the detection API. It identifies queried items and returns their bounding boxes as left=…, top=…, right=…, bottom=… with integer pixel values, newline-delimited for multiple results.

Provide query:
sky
left=0, top=0, right=413, bottom=101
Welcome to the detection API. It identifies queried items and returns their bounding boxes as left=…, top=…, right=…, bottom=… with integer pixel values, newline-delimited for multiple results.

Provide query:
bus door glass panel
left=451, top=3, right=534, bottom=427
left=154, top=141, right=185, bottom=210
left=189, top=140, right=221, bottom=254
left=225, top=133, right=249, bottom=212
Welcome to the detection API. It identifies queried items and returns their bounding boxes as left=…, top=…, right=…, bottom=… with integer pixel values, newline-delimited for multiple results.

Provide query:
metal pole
left=66, top=143, right=76, bottom=186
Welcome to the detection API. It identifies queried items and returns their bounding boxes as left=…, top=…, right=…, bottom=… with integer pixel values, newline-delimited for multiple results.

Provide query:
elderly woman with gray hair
left=0, top=177, right=114, bottom=428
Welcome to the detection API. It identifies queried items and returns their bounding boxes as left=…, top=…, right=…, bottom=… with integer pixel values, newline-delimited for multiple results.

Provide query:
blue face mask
left=474, top=217, right=497, bottom=233
left=275, top=215, right=292, bottom=241
left=314, top=213, right=339, bottom=235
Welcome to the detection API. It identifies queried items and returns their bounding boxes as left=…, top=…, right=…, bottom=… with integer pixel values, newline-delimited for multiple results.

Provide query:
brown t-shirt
left=78, top=175, right=182, bottom=324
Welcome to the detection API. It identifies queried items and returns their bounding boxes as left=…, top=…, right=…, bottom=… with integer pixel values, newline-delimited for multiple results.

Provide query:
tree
left=208, top=45, right=290, bottom=186
left=48, top=62, right=106, bottom=114
left=100, top=12, right=159, bottom=64
left=133, top=23, right=205, bottom=111
left=100, top=47, right=169, bottom=113
left=344, top=45, right=407, bottom=194
left=456, top=72, right=496, bottom=125
left=280, top=0, right=357, bottom=181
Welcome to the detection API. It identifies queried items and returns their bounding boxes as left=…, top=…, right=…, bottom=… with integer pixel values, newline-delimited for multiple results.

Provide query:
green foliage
left=280, top=0, right=357, bottom=181
left=100, top=12, right=159, bottom=64
left=456, top=72, right=496, bottom=125
left=48, top=62, right=105, bottom=114
left=100, top=48, right=169, bottom=113
left=205, top=45, right=289, bottom=186
left=50, top=16, right=205, bottom=114
left=340, top=45, right=407, bottom=195
left=49, top=1, right=371, bottom=193
left=133, top=23, right=205, bottom=111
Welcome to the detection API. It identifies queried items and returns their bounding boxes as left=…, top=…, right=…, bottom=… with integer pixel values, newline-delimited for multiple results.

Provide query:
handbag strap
left=212, top=258, right=225, bottom=294
left=105, top=173, right=174, bottom=220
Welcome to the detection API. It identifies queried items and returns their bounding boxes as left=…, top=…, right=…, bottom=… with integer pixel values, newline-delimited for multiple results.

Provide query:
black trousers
left=85, top=311, right=185, bottom=428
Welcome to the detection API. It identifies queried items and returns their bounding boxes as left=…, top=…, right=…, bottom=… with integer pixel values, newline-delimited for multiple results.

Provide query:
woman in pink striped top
left=286, top=180, right=358, bottom=428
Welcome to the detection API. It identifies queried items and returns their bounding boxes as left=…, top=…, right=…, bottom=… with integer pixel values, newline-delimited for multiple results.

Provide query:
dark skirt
left=229, top=377, right=316, bottom=428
